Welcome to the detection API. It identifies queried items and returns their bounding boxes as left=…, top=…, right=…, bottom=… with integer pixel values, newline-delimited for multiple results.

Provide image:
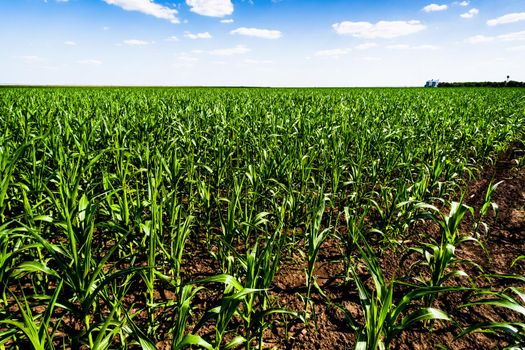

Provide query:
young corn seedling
left=0, top=223, right=36, bottom=306
left=302, top=193, right=331, bottom=322
left=0, top=281, right=63, bottom=350
left=340, top=206, right=367, bottom=281
left=151, top=175, right=194, bottom=295
left=122, top=282, right=205, bottom=350
left=407, top=201, right=481, bottom=306
left=169, top=285, right=205, bottom=350
left=168, top=207, right=194, bottom=293
left=140, top=166, right=164, bottom=339
left=473, top=179, right=502, bottom=238
left=459, top=283, right=525, bottom=348
left=88, top=300, right=131, bottom=350
left=0, top=142, right=29, bottom=222
left=21, top=192, right=145, bottom=348
left=189, top=274, right=262, bottom=350
left=369, top=185, right=405, bottom=239
left=215, top=177, right=244, bottom=274
left=237, top=229, right=293, bottom=349
left=341, top=232, right=454, bottom=350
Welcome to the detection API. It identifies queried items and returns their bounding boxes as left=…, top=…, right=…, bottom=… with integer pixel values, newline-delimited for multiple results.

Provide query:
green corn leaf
left=457, top=322, right=521, bottom=339
left=177, top=334, right=213, bottom=350
left=463, top=298, right=525, bottom=316
left=400, top=307, right=450, bottom=329
left=12, top=261, right=60, bottom=279
left=78, top=194, right=89, bottom=222
left=33, top=215, right=53, bottom=223
left=38, top=280, right=63, bottom=342
left=195, top=274, right=244, bottom=292
left=511, top=256, right=525, bottom=267
left=224, top=335, right=246, bottom=349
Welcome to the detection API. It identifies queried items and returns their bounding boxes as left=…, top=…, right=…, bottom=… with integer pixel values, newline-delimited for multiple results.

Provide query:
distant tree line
left=438, top=81, right=525, bottom=88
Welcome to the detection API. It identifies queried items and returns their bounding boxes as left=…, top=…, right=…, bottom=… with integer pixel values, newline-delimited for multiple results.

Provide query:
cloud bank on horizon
left=1, top=0, right=524, bottom=86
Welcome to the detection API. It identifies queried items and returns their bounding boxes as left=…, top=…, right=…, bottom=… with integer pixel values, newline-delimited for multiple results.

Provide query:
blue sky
left=1, top=0, right=524, bottom=86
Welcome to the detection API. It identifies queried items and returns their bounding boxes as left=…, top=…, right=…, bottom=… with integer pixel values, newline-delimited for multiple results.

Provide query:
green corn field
left=0, top=87, right=524, bottom=349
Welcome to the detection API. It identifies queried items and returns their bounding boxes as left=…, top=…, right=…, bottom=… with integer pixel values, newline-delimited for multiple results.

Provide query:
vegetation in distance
left=438, top=81, right=525, bottom=88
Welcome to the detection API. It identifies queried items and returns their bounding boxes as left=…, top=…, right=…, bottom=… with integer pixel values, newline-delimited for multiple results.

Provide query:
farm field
left=0, top=87, right=524, bottom=349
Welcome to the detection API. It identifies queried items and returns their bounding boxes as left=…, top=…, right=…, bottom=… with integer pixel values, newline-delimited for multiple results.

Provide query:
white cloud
left=64, top=41, right=77, bottom=46
left=165, top=36, right=179, bottom=42
left=183, top=45, right=250, bottom=57
left=176, top=54, right=199, bottom=62
left=413, top=44, right=440, bottom=50
left=422, top=4, right=448, bottom=12
left=487, top=12, right=525, bottom=26
left=362, top=56, right=382, bottom=62
left=355, top=42, right=377, bottom=50
left=208, top=45, right=250, bottom=56
left=184, top=31, right=212, bottom=39
left=173, top=54, right=197, bottom=68
left=507, top=45, right=525, bottom=52
left=314, top=48, right=352, bottom=59
left=103, top=0, right=178, bottom=24
left=386, top=44, right=410, bottom=49
left=465, top=31, right=525, bottom=44
left=244, top=59, right=273, bottom=64
left=221, top=19, right=234, bottom=24
left=460, top=8, right=479, bottom=19
left=458, top=1, right=469, bottom=6
left=186, top=0, right=233, bottom=17
left=386, top=44, right=439, bottom=50
left=173, top=62, right=194, bottom=69
left=332, top=20, right=426, bottom=39
left=498, top=30, right=525, bottom=41
left=123, top=39, right=149, bottom=46
left=78, top=59, right=102, bottom=65
left=230, top=27, right=282, bottom=39
left=465, top=35, right=495, bottom=44
left=18, top=56, right=44, bottom=64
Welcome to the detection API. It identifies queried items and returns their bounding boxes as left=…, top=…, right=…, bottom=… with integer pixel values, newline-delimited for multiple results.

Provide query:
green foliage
left=459, top=284, right=525, bottom=349
left=342, top=233, right=456, bottom=350
left=408, top=202, right=481, bottom=295
left=0, top=87, right=524, bottom=348
left=438, top=81, right=525, bottom=88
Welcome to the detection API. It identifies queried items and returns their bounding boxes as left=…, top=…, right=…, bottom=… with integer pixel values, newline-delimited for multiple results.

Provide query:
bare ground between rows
left=266, top=147, right=525, bottom=350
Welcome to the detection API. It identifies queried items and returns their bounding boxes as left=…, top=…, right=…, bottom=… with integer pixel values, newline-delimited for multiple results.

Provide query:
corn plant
left=189, top=274, right=262, bottom=350
left=236, top=230, right=292, bottom=349
left=0, top=142, right=29, bottom=221
left=459, top=283, right=525, bottom=348
left=340, top=206, right=367, bottom=281
left=170, top=285, right=205, bottom=350
left=407, top=201, right=481, bottom=305
left=473, top=180, right=503, bottom=238
left=0, top=223, right=35, bottom=305
left=19, top=199, right=144, bottom=348
left=0, top=281, right=62, bottom=350
left=341, top=232, right=456, bottom=350
left=303, top=192, right=331, bottom=321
